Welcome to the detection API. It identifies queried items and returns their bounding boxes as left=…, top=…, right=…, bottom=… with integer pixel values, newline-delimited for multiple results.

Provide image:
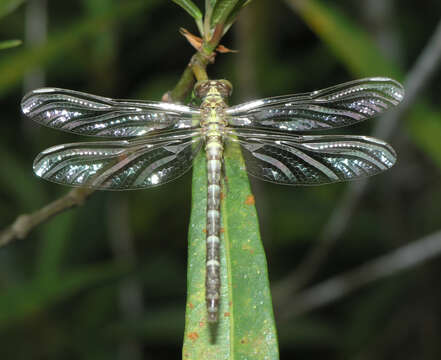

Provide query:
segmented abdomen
left=205, top=138, right=223, bottom=322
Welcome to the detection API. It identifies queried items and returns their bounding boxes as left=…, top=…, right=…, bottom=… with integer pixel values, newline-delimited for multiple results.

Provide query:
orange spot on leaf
left=188, top=332, right=199, bottom=342
left=242, top=243, right=254, bottom=254
left=189, top=302, right=194, bottom=309
left=245, top=195, right=255, bottom=205
left=224, top=312, right=230, bottom=317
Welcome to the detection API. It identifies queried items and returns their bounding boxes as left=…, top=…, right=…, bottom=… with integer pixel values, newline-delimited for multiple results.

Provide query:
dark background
left=1, top=0, right=441, bottom=359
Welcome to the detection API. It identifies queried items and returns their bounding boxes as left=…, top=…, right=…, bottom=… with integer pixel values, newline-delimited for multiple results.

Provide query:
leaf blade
left=0, top=39, right=22, bottom=50
left=184, top=151, right=231, bottom=359
left=286, top=0, right=400, bottom=78
left=0, top=0, right=25, bottom=19
left=184, top=144, right=279, bottom=359
left=223, top=141, right=279, bottom=358
left=211, top=0, right=240, bottom=26
left=172, top=0, right=203, bottom=20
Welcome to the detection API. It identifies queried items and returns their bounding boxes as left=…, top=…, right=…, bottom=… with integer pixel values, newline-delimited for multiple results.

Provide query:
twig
left=272, top=17, right=441, bottom=302
left=276, top=228, right=441, bottom=320
left=0, top=187, right=93, bottom=247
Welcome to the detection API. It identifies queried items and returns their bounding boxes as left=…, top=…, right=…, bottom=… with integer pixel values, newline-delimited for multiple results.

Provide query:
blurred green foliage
left=0, top=1, right=441, bottom=359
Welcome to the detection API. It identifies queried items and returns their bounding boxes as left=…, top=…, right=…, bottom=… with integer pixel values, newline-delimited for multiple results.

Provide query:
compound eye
left=219, top=80, right=233, bottom=97
left=194, top=80, right=210, bottom=98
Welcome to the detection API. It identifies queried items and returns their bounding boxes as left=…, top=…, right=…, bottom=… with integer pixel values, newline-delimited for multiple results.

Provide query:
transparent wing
left=226, top=129, right=396, bottom=185
left=22, top=88, right=200, bottom=137
left=227, top=77, right=404, bottom=131
left=33, top=129, right=202, bottom=190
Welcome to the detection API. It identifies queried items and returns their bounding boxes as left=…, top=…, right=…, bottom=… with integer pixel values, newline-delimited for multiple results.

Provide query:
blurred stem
left=23, top=0, right=47, bottom=92
left=169, top=52, right=209, bottom=102
left=169, top=66, right=195, bottom=102
left=107, top=195, right=144, bottom=360
left=276, top=228, right=441, bottom=319
left=0, top=188, right=93, bottom=247
left=361, top=0, right=402, bottom=64
left=22, top=0, right=47, bottom=142
left=235, top=7, right=258, bottom=99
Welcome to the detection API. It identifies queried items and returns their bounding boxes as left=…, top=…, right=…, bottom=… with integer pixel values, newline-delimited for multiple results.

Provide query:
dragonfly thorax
left=198, top=81, right=231, bottom=133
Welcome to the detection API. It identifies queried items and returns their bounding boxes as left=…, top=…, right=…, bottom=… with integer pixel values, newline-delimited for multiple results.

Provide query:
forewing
left=227, top=77, right=404, bottom=131
left=33, top=129, right=202, bottom=189
left=227, top=129, right=396, bottom=185
left=22, top=88, right=200, bottom=137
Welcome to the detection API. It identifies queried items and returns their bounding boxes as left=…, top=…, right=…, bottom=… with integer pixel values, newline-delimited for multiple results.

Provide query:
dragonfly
left=21, top=77, right=404, bottom=322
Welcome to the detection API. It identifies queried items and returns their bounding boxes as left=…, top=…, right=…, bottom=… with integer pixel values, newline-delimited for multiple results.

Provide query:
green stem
left=169, top=52, right=211, bottom=102
left=203, top=23, right=224, bottom=54
left=204, top=0, right=214, bottom=40
left=190, top=53, right=210, bottom=81
left=169, top=66, right=195, bottom=102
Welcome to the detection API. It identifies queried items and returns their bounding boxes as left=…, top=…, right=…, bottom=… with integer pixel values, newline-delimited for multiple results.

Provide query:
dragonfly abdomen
left=205, top=138, right=223, bottom=322
left=196, top=80, right=232, bottom=323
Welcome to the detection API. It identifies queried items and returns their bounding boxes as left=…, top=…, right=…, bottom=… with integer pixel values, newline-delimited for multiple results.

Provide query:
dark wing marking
left=33, top=129, right=202, bottom=189
left=22, top=88, right=200, bottom=137
left=227, top=77, right=404, bottom=131
left=226, top=128, right=396, bottom=185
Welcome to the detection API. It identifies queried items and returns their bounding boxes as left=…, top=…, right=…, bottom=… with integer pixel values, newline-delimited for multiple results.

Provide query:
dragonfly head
left=194, top=79, right=233, bottom=100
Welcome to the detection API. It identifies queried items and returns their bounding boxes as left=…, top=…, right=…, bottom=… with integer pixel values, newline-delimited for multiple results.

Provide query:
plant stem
left=190, top=52, right=210, bottom=81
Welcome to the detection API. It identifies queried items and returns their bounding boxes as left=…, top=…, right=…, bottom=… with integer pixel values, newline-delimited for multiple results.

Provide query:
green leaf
left=172, top=0, right=203, bottom=20
left=211, top=0, right=240, bottom=26
left=183, top=145, right=279, bottom=358
left=206, top=0, right=218, bottom=10
left=286, top=0, right=400, bottom=78
left=0, top=39, right=22, bottom=50
left=0, top=0, right=25, bottom=19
